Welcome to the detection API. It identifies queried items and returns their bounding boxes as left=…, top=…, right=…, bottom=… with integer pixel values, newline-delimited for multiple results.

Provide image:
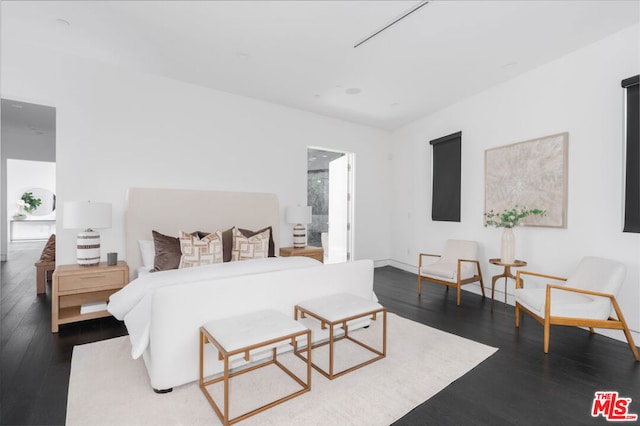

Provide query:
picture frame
left=484, top=132, right=568, bottom=228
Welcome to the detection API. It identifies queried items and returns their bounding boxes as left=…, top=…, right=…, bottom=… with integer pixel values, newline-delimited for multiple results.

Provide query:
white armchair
left=418, top=239, right=485, bottom=306
left=515, top=256, right=639, bottom=361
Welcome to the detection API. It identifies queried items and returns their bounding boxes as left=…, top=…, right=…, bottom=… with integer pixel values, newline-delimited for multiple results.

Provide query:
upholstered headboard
left=125, top=188, right=280, bottom=278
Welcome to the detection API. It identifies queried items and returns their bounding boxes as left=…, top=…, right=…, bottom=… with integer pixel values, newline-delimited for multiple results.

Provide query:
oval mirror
left=22, top=188, right=56, bottom=216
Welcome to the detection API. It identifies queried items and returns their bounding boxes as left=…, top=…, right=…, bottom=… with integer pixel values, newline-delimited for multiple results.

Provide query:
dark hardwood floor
left=1, top=244, right=638, bottom=425
left=1, top=242, right=127, bottom=425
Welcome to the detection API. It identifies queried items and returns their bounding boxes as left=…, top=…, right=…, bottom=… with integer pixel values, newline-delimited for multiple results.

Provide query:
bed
left=110, top=188, right=376, bottom=392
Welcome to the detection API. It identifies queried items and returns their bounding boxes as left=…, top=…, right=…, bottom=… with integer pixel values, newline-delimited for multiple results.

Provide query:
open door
left=328, top=155, right=348, bottom=263
left=307, top=148, right=353, bottom=263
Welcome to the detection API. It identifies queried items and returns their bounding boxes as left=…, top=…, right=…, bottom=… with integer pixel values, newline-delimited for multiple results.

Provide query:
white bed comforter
left=108, top=257, right=320, bottom=359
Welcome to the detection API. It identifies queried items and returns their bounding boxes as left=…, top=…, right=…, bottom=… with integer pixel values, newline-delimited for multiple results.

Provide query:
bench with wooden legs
left=199, top=310, right=311, bottom=426
left=294, top=293, right=386, bottom=380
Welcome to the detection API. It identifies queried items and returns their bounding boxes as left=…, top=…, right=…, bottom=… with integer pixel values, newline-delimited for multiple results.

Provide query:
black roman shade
left=622, top=75, right=639, bottom=233
left=430, top=132, right=461, bottom=222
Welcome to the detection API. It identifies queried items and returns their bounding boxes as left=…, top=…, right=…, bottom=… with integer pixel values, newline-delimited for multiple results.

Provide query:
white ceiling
left=2, top=1, right=639, bottom=130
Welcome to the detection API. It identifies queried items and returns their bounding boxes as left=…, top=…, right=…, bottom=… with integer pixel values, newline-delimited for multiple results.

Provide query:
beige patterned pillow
left=231, top=227, right=270, bottom=261
left=178, top=230, right=223, bottom=268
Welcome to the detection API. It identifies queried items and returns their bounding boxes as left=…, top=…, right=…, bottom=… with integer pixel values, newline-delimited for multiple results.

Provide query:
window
left=430, top=132, right=461, bottom=222
left=622, top=75, right=639, bottom=233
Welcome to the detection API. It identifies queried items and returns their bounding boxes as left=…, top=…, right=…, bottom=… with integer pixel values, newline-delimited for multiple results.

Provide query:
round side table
left=489, top=258, right=527, bottom=310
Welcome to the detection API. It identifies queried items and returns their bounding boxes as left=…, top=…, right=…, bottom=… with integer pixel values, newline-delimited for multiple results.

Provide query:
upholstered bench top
left=202, top=309, right=307, bottom=352
left=296, top=293, right=383, bottom=322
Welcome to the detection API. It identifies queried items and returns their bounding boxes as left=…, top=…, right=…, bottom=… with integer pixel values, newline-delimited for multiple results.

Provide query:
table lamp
left=286, top=205, right=312, bottom=248
left=63, top=201, right=112, bottom=266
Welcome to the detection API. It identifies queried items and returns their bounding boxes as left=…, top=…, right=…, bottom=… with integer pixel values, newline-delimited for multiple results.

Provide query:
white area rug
left=67, top=313, right=497, bottom=425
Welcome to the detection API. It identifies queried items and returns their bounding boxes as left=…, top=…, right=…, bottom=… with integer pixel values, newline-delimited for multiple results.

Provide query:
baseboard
left=373, top=259, right=390, bottom=268
left=387, top=260, right=417, bottom=274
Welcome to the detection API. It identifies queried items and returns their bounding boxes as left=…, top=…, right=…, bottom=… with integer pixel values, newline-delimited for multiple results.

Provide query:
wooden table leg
left=492, top=267, right=507, bottom=311
left=492, top=266, right=521, bottom=311
left=503, top=266, right=512, bottom=306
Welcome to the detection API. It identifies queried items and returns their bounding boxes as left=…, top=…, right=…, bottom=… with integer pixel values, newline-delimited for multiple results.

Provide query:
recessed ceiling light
left=56, top=18, right=71, bottom=27
left=345, top=88, right=361, bottom=95
left=236, top=52, right=250, bottom=60
left=391, top=102, right=400, bottom=108
left=502, top=62, right=518, bottom=69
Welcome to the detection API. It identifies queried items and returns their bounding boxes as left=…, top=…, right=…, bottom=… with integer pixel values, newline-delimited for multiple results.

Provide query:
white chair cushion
left=515, top=287, right=612, bottom=320
left=203, top=309, right=307, bottom=352
left=565, top=256, right=626, bottom=296
left=440, top=240, right=478, bottom=264
left=421, top=262, right=455, bottom=280
left=296, top=293, right=382, bottom=322
left=420, top=261, right=476, bottom=283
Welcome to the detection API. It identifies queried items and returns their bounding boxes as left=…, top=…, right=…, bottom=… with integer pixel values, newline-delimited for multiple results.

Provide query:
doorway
left=307, top=147, right=354, bottom=263
left=1, top=99, right=56, bottom=261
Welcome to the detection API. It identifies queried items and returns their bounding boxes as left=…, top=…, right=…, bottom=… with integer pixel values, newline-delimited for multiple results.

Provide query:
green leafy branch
left=484, top=205, right=546, bottom=228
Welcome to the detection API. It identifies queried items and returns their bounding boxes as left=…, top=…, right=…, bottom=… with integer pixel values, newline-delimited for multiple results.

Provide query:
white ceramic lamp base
left=77, top=229, right=101, bottom=266
left=293, top=223, right=307, bottom=248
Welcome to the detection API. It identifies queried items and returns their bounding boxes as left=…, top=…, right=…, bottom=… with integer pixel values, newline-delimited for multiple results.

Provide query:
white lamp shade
left=286, top=205, right=312, bottom=224
left=63, top=201, right=112, bottom=230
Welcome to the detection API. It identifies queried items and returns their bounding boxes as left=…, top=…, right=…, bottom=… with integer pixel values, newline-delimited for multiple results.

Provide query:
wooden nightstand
left=279, top=246, right=324, bottom=263
left=51, top=261, right=129, bottom=333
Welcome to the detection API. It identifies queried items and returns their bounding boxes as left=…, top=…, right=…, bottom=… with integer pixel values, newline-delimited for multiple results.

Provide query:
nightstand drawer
left=279, top=246, right=324, bottom=263
left=58, top=269, right=125, bottom=292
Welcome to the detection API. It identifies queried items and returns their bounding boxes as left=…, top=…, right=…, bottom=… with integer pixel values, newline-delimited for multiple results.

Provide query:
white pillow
left=138, top=240, right=155, bottom=268
left=178, top=231, right=223, bottom=268
left=231, top=227, right=270, bottom=261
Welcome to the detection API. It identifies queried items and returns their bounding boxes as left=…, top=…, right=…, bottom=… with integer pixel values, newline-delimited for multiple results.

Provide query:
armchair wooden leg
left=456, top=284, right=461, bottom=306
left=515, top=304, right=520, bottom=327
left=476, top=263, right=486, bottom=298
left=611, top=299, right=640, bottom=361
left=543, top=317, right=551, bottom=354
left=621, top=326, right=640, bottom=362
left=418, top=276, right=422, bottom=297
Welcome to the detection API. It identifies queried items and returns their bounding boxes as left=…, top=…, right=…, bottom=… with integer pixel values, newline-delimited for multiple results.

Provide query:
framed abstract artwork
left=485, top=132, right=568, bottom=228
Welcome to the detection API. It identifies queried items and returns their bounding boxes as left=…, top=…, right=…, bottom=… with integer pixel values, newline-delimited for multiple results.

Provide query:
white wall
left=1, top=41, right=391, bottom=266
left=389, top=24, right=640, bottom=343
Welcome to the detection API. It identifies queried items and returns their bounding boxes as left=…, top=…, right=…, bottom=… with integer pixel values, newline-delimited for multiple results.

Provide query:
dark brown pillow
left=151, top=230, right=199, bottom=272
left=39, top=234, right=56, bottom=262
left=238, top=226, right=275, bottom=257
left=197, top=228, right=233, bottom=262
